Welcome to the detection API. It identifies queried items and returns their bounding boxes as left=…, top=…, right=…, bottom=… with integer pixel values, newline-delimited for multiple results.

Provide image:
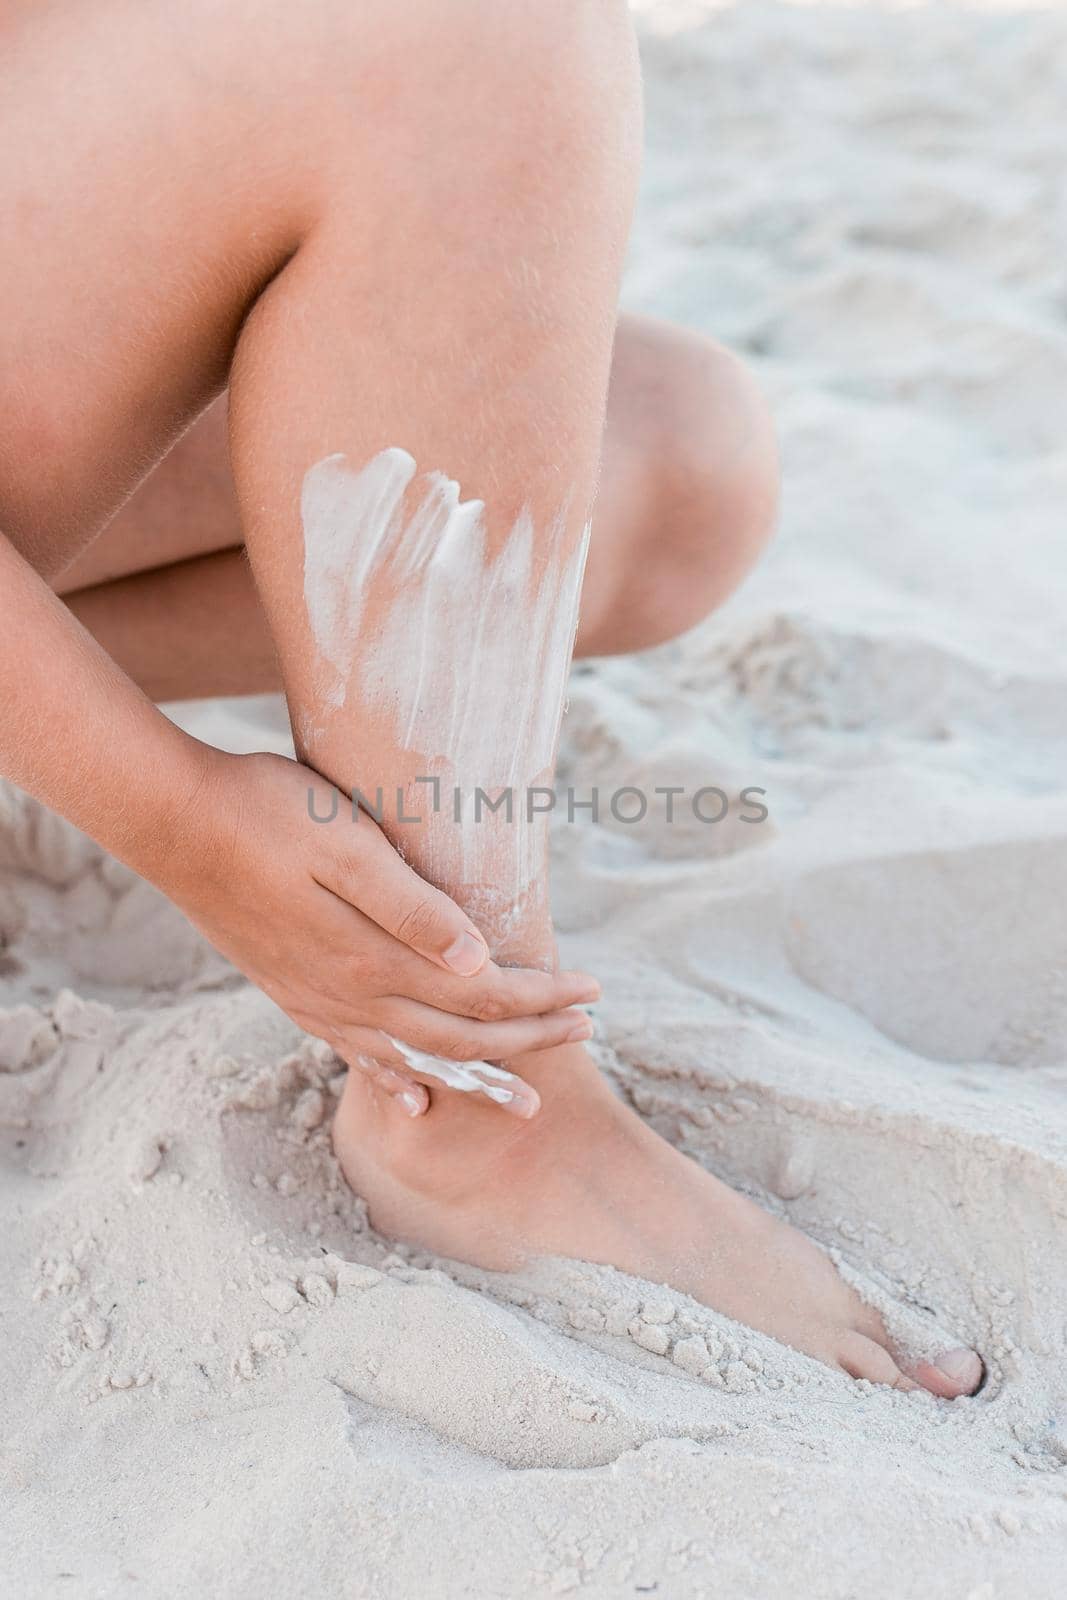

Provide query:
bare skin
left=0, top=0, right=980, bottom=1395
left=334, top=1052, right=982, bottom=1395
left=54, top=315, right=777, bottom=696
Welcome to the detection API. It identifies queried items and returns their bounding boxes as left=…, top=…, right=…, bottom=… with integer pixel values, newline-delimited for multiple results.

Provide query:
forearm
left=0, top=532, right=210, bottom=879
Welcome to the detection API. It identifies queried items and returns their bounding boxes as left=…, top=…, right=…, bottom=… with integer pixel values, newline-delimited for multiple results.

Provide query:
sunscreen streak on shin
left=301, top=447, right=589, bottom=1103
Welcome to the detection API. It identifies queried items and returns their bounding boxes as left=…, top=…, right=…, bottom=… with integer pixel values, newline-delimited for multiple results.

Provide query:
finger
left=341, top=1028, right=540, bottom=1117
left=341, top=1051, right=429, bottom=1118
left=412, top=964, right=601, bottom=1023
left=380, top=1033, right=542, bottom=1118
left=380, top=1001, right=594, bottom=1065
left=315, top=820, right=491, bottom=976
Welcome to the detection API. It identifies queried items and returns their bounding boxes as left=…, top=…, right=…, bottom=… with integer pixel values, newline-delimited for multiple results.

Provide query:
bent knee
left=592, top=318, right=779, bottom=650
left=310, top=0, right=641, bottom=205
left=629, top=332, right=779, bottom=623
left=654, top=332, right=778, bottom=570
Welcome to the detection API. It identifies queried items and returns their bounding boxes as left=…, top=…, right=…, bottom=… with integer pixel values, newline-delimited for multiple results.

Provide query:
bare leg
left=55, top=317, right=780, bottom=699
left=1, top=0, right=977, bottom=1393
left=216, top=34, right=974, bottom=1391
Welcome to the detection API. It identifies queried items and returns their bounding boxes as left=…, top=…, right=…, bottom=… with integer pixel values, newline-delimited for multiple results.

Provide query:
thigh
left=54, top=397, right=238, bottom=594
left=0, top=0, right=407, bottom=580
left=57, top=310, right=662, bottom=599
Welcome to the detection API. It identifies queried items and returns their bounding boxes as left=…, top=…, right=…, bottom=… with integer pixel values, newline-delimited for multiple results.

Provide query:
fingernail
left=565, top=1018, right=594, bottom=1043
left=935, top=1348, right=982, bottom=1389
left=562, top=972, right=601, bottom=1001
left=442, top=931, right=488, bottom=976
left=399, top=1090, right=424, bottom=1118
left=506, top=1089, right=541, bottom=1119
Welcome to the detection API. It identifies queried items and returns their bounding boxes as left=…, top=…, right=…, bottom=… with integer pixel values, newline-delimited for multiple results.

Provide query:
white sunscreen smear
left=301, top=446, right=589, bottom=1102
left=385, top=1036, right=517, bottom=1105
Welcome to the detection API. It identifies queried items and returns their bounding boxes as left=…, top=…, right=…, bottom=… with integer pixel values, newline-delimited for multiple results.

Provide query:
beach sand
left=3, top=2, right=1067, bottom=1593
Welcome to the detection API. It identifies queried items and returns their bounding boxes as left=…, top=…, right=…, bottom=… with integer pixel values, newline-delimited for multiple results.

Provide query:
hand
left=155, top=749, right=598, bottom=1117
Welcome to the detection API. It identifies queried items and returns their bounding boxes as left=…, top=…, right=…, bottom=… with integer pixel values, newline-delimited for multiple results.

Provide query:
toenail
left=935, top=1347, right=983, bottom=1389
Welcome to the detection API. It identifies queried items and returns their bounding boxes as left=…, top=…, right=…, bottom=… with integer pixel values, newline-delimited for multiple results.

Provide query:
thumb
left=321, top=818, right=490, bottom=975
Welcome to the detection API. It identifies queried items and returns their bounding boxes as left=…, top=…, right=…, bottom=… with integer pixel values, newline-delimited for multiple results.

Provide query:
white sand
left=4, top=2, right=1067, bottom=1593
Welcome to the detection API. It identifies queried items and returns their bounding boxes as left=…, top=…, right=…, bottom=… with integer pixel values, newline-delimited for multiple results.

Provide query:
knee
left=641, top=329, right=780, bottom=624
left=313, top=0, right=641, bottom=210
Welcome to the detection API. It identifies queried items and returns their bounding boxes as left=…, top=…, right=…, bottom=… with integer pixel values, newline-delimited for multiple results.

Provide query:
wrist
left=108, top=729, right=229, bottom=892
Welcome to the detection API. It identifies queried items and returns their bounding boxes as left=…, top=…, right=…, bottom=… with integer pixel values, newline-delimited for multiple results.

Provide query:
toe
left=849, top=1297, right=894, bottom=1345
left=838, top=1333, right=919, bottom=1392
left=911, top=1347, right=984, bottom=1399
left=843, top=1293, right=984, bottom=1400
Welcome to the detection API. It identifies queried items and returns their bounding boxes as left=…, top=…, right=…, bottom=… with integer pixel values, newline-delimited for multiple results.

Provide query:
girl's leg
left=0, top=0, right=978, bottom=1393
left=212, top=26, right=975, bottom=1393
left=227, top=11, right=637, bottom=978
left=54, top=317, right=780, bottom=700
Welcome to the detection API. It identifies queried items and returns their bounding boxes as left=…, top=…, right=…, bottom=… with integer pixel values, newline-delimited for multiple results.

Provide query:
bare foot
left=333, top=1041, right=983, bottom=1398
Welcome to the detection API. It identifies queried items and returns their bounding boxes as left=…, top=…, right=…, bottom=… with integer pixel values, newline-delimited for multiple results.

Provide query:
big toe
left=912, top=1346, right=984, bottom=1399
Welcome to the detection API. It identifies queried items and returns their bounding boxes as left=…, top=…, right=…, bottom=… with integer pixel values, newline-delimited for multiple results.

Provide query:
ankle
left=334, top=1041, right=616, bottom=1204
